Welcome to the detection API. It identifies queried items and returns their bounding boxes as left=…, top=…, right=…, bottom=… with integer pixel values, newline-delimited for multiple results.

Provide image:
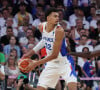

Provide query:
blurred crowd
left=0, top=0, right=100, bottom=90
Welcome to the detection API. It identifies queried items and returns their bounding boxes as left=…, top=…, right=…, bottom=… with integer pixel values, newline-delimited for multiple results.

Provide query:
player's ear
left=47, top=16, right=49, bottom=21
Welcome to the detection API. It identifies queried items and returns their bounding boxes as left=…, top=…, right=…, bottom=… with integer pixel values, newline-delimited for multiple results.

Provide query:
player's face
left=47, top=12, right=59, bottom=25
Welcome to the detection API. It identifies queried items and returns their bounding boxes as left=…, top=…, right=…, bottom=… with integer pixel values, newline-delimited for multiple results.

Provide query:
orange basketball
left=18, top=58, right=33, bottom=73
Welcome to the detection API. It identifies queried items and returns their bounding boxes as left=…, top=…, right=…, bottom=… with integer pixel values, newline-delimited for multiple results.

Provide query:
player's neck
left=46, top=22, right=55, bottom=32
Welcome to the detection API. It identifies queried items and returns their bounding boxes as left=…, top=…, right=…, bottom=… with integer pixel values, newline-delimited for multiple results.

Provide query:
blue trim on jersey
left=60, top=38, right=77, bottom=77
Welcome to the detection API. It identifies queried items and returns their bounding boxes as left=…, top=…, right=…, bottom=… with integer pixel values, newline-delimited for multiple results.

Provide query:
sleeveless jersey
left=42, top=22, right=74, bottom=64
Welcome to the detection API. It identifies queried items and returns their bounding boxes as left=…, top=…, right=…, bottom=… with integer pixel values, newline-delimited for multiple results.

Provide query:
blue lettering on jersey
left=42, top=37, right=54, bottom=50
left=43, top=37, right=54, bottom=42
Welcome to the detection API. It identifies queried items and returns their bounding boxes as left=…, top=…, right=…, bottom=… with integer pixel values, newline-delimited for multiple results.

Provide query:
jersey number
left=45, top=43, right=52, bottom=50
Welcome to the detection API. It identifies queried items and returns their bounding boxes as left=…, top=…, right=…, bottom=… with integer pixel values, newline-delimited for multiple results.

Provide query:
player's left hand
left=24, top=60, right=38, bottom=73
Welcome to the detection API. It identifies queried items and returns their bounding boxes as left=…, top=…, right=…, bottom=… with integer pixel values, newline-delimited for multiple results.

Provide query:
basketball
left=18, top=58, right=33, bottom=73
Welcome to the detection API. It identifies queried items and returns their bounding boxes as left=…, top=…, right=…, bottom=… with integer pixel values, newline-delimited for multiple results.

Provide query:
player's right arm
left=22, top=24, right=45, bottom=58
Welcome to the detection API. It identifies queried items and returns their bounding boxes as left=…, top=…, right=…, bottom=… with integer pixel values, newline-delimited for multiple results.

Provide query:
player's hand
left=24, top=60, right=38, bottom=73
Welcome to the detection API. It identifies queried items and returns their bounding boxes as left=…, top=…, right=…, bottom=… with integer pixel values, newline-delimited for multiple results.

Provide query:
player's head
left=45, top=7, right=59, bottom=25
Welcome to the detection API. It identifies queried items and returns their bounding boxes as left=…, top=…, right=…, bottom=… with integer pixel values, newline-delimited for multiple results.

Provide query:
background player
left=22, top=8, right=77, bottom=90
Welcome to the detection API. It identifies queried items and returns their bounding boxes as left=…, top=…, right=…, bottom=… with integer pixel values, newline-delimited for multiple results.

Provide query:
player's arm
left=69, top=52, right=91, bottom=58
left=90, top=50, right=100, bottom=57
left=22, top=24, right=44, bottom=58
left=70, top=50, right=100, bottom=58
left=35, top=27, right=64, bottom=66
left=24, top=27, right=64, bottom=72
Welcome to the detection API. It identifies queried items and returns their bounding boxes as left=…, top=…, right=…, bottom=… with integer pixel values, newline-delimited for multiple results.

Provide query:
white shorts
left=37, top=59, right=77, bottom=89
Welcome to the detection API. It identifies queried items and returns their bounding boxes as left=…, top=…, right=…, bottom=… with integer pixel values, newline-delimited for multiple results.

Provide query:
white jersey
left=42, top=22, right=69, bottom=66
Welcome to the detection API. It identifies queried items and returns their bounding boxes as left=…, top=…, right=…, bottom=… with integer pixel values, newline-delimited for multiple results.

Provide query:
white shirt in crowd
left=32, top=19, right=41, bottom=29
left=90, top=19, right=97, bottom=29
left=69, top=14, right=90, bottom=29
left=76, top=45, right=93, bottom=67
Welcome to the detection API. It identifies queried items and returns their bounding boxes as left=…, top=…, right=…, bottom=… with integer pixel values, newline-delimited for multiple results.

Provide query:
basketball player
left=22, top=8, right=77, bottom=90
left=70, top=50, right=100, bottom=58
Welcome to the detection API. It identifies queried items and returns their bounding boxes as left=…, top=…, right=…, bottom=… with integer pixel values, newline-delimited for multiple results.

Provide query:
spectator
left=78, top=0, right=90, bottom=7
left=58, top=9, right=71, bottom=30
left=19, top=28, right=35, bottom=47
left=32, top=10, right=45, bottom=31
left=82, top=47, right=95, bottom=90
left=0, top=26, right=14, bottom=46
left=14, top=2, right=33, bottom=26
left=2, top=8, right=11, bottom=20
left=27, top=44, right=35, bottom=51
left=70, top=18, right=84, bottom=40
left=0, top=11, right=5, bottom=28
left=3, top=36, right=21, bottom=58
left=75, top=29, right=92, bottom=45
left=0, top=0, right=9, bottom=10
left=18, top=25, right=28, bottom=39
left=5, top=55, right=20, bottom=89
left=37, top=0, right=45, bottom=7
left=7, top=5, right=14, bottom=16
left=75, top=35, right=93, bottom=67
left=10, top=48, right=20, bottom=61
left=50, top=0, right=56, bottom=7
left=32, top=4, right=44, bottom=20
left=5, top=55, right=20, bottom=75
left=28, top=36, right=37, bottom=46
left=69, top=8, right=89, bottom=30
left=24, top=28, right=34, bottom=38
left=69, top=7, right=80, bottom=29
left=63, top=0, right=73, bottom=7
left=87, top=6, right=97, bottom=22
left=91, top=38, right=98, bottom=48
left=0, top=17, right=18, bottom=37
left=20, top=46, right=28, bottom=56
left=13, top=0, right=32, bottom=14
left=89, top=9, right=100, bottom=32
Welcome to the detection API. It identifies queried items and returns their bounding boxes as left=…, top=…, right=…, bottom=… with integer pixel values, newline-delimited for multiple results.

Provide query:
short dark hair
left=2, top=8, right=8, bottom=13
left=19, top=2, right=27, bottom=7
left=82, top=47, right=89, bottom=52
left=90, top=6, right=96, bottom=10
left=45, top=7, right=58, bottom=20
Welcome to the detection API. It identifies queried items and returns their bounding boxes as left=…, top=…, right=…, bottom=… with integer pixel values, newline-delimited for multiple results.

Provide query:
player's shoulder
left=56, top=25, right=64, bottom=34
left=38, top=22, right=46, bottom=33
